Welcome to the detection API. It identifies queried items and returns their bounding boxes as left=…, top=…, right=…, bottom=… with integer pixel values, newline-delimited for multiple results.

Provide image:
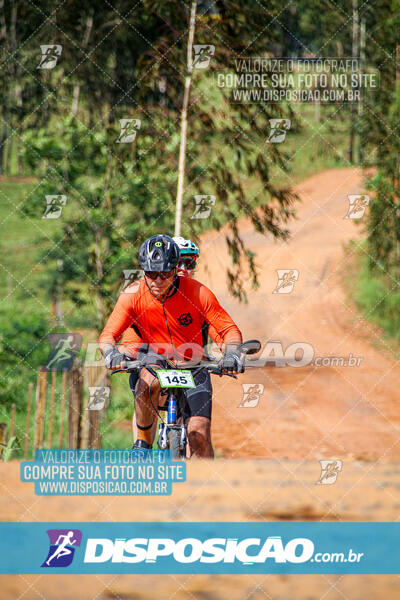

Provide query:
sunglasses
left=144, top=269, right=175, bottom=281
left=177, top=258, right=197, bottom=270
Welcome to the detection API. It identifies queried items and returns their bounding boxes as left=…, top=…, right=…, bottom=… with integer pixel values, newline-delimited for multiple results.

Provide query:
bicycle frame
left=157, top=389, right=187, bottom=454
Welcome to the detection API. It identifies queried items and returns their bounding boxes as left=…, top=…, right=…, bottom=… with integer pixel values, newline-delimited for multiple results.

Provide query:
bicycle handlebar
left=110, top=359, right=238, bottom=378
left=109, top=339, right=261, bottom=378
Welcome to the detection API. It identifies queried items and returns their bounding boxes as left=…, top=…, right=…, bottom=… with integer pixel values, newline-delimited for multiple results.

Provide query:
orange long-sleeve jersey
left=119, top=296, right=223, bottom=357
left=99, top=276, right=242, bottom=363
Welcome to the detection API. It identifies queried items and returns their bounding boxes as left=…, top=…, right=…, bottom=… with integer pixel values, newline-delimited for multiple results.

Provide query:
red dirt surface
left=197, top=167, right=400, bottom=461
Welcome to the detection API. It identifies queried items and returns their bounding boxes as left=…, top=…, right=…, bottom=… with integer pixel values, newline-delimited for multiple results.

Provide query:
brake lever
left=211, top=368, right=238, bottom=379
left=110, top=368, right=127, bottom=375
left=145, top=366, right=158, bottom=377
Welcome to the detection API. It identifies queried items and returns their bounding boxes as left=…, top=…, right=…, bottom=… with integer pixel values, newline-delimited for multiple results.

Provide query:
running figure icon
left=44, top=333, right=82, bottom=371
left=41, top=528, right=82, bottom=568
left=46, top=531, right=77, bottom=565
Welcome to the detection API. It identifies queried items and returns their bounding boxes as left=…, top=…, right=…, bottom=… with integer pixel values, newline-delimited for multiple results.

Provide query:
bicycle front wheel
left=169, top=429, right=185, bottom=459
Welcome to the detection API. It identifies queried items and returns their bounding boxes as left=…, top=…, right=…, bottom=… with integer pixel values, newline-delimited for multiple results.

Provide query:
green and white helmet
left=172, top=236, right=200, bottom=257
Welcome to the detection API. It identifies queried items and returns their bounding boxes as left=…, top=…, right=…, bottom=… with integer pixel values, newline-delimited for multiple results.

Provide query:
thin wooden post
left=0, top=423, right=7, bottom=445
left=9, top=403, right=16, bottom=439
left=47, top=371, right=56, bottom=448
left=91, top=412, right=102, bottom=449
left=84, top=365, right=108, bottom=449
left=80, top=393, right=89, bottom=450
left=0, top=423, right=6, bottom=459
left=68, top=365, right=83, bottom=448
left=59, top=370, right=67, bottom=449
left=34, top=379, right=39, bottom=450
left=34, top=368, right=48, bottom=450
left=24, top=382, right=33, bottom=459
left=38, top=371, right=47, bottom=448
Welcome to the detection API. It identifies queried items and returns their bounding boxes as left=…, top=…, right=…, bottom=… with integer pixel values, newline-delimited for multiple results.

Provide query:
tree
left=362, top=1, right=400, bottom=277
left=136, top=0, right=298, bottom=299
left=18, top=0, right=299, bottom=314
left=22, top=115, right=177, bottom=325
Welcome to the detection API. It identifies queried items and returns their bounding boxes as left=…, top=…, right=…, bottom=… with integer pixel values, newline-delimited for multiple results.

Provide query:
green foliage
left=352, top=246, right=400, bottom=344
left=21, top=115, right=176, bottom=326
left=362, top=1, right=400, bottom=169
left=0, top=304, right=52, bottom=408
left=0, top=180, right=54, bottom=447
left=133, top=2, right=299, bottom=297
left=14, top=0, right=304, bottom=310
left=365, top=173, right=400, bottom=273
left=1, top=436, right=19, bottom=462
left=355, top=4, right=400, bottom=341
left=100, top=427, right=133, bottom=451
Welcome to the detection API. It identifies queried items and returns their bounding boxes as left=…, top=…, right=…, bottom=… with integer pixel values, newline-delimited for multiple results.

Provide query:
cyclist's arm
left=119, top=324, right=145, bottom=358
left=207, top=324, right=223, bottom=347
left=98, top=291, right=137, bottom=357
left=199, top=285, right=242, bottom=351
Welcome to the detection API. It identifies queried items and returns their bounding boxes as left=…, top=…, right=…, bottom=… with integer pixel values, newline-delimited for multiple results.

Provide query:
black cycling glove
left=104, top=348, right=127, bottom=369
left=137, top=346, right=164, bottom=368
left=220, top=348, right=244, bottom=373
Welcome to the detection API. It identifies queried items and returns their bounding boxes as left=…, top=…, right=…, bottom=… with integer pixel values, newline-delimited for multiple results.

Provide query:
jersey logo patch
left=178, top=312, right=193, bottom=326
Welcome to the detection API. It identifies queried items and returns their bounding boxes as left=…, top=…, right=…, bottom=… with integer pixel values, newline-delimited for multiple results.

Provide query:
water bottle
left=168, top=396, right=177, bottom=424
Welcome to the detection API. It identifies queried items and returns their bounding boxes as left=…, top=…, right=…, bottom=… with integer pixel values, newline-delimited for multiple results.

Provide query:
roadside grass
left=0, top=180, right=48, bottom=301
left=100, top=373, right=134, bottom=449
left=342, top=240, right=400, bottom=357
left=284, top=104, right=351, bottom=182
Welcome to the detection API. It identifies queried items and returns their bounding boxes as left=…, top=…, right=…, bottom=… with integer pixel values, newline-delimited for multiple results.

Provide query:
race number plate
left=156, top=369, right=196, bottom=389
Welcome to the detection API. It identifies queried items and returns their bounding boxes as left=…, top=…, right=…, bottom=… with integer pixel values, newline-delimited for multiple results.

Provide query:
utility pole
left=174, top=0, right=197, bottom=237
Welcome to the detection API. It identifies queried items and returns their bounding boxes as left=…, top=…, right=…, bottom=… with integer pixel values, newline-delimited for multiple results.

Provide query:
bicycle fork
left=158, top=392, right=187, bottom=451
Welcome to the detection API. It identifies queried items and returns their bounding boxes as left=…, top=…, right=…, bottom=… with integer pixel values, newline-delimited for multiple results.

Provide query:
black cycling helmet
left=139, top=234, right=180, bottom=271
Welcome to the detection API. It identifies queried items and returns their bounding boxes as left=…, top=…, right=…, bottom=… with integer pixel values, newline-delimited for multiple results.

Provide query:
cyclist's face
left=177, top=255, right=197, bottom=278
left=145, top=269, right=176, bottom=297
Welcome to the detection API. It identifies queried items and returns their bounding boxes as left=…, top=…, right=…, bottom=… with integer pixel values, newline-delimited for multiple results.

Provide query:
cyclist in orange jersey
left=119, top=236, right=222, bottom=357
left=99, top=234, right=242, bottom=458
left=118, top=237, right=222, bottom=451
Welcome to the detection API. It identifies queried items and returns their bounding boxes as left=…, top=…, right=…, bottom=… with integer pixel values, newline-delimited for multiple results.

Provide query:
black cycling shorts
left=128, top=367, right=213, bottom=421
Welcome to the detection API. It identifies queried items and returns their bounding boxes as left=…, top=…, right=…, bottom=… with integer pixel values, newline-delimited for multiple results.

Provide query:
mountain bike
left=111, top=339, right=261, bottom=459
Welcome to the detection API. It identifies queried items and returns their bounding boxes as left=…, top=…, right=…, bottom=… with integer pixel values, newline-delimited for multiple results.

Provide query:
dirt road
left=198, top=167, right=400, bottom=461
left=1, top=167, right=400, bottom=599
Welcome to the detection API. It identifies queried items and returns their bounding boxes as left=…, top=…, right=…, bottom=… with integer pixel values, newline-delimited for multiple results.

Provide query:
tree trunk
left=0, top=97, right=8, bottom=174
left=94, top=229, right=104, bottom=323
left=174, top=0, right=197, bottom=236
left=42, top=12, right=58, bottom=127
left=347, top=0, right=358, bottom=164
left=16, top=84, right=23, bottom=174
left=359, top=17, right=365, bottom=116
left=55, top=295, right=65, bottom=325
left=0, top=0, right=8, bottom=174
left=6, top=0, right=17, bottom=175
left=52, top=290, right=65, bottom=325
left=71, top=11, right=93, bottom=116
left=358, top=17, right=366, bottom=164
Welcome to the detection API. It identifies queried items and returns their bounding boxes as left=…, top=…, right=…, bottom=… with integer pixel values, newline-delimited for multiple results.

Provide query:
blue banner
left=0, top=522, right=398, bottom=574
